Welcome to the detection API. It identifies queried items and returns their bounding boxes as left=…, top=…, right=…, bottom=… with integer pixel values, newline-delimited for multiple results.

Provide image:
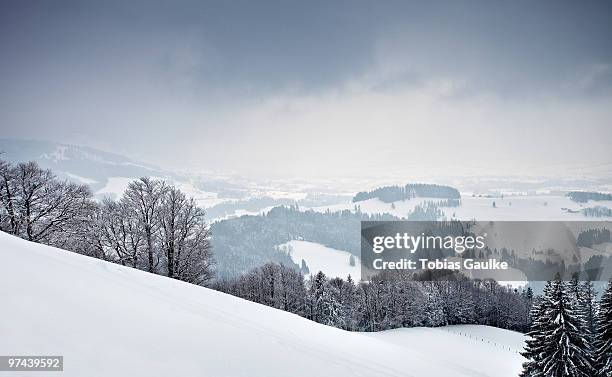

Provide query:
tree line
left=353, top=183, right=461, bottom=203
left=521, top=276, right=612, bottom=377
left=215, top=264, right=535, bottom=333
left=567, top=191, right=612, bottom=203
left=0, top=158, right=214, bottom=285
left=576, top=228, right=611, bottom=248
left=582, top=206, right=612, bottom=218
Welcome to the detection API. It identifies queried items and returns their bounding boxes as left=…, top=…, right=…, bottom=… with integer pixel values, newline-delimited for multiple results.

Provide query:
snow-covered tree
left=123, top=177, right=166, bottom=273
left=0, top=159, right=92, bottom=245
left=595, top=279, right=612, bottom=376
left=578, top=280, right=598, bottom=343
left=521, top=282, right=552, bottom=377
left=159, top=185, right=213, bottom=284
left=422, top=281, right=446, bottom=327
left=539, top=278, right=594, bottom=377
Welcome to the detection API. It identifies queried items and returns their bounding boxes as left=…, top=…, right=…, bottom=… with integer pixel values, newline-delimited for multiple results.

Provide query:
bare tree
left=123, top=177, right=166, bottom=273
left=0, top=160, right=92, bottom=244
left=0, top=158, right=18, bottom=234
left=93, top=198, right=146, bottom=267
left=159, top=185, right=214, bottom=285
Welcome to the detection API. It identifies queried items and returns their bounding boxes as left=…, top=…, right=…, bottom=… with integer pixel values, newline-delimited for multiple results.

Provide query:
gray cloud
left=1, top=0, right=611, bottom=177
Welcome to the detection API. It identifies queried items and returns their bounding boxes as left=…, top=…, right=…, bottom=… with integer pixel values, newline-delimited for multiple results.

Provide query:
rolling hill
left=0, top=231, right=526, bottom=376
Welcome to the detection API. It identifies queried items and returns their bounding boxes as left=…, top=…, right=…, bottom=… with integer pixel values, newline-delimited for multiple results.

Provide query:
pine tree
left=567, top=277, right=599, bottom=370
left=579, top=280, right=598, bottom=336
left=300, top=259, right=310, bottom=275
left=321, top=284, right=345, bottom=328
left=521, top=281, right=553, bottom=377
left=343, top=275, right=358, bottom=330
left=423, top=281, right=446, bottom=327
left=595, top=279, right=612, bottom=377
left=308, top=271, right=328, bottom=323
left=539, top=278, right=594, bottom=377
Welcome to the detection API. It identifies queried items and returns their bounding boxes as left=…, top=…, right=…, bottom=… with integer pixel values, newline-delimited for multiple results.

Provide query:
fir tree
left=539, top=278, right=594, bottom=377
left=595, top=279, right=612, bottom=377
left=578, top=280, right=598, bottom=342
left=521, top=282, right=553, bottom=377
left=301, top=259, right=310, bottom=275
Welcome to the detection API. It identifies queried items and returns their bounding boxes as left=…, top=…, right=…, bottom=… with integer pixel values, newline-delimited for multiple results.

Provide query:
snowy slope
left=0, top=232, right=526, bottom=377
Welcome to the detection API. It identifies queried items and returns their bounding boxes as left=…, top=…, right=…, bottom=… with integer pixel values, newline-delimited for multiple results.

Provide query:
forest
left=353, top=183, right=461, bottom=203
left=567, top=191, right=612, bottom=203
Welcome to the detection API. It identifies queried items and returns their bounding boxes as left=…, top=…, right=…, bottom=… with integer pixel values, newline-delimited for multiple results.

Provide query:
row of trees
left=576, top=228, right=611, bottom=248
left=583, top=206, right=612, bottom=218
left=215, top=265, right=534, bottom=333
left=567, top=191, right=612, bottom=203
left=0, top=158, right=213, bottom=285
left=521, top=277, right=612, bottom=377
left=353, top=183, right=461, bottom=203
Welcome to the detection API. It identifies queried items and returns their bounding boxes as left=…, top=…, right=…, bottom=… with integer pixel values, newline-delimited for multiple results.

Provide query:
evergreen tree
left=521, top=282, right=553, bottom=377
left=539, top=278, right=593, bottom=377
left=568, top=277, right=598, bottom=369
left=301, top=259, right=310, bottom=275
left=320, top=283, right=345, bottom=328
left=308, top=271, right=327, bottom=322
left=595, top=279, right=612, bottom=376
left=349, top=254, right=356, bottom=267
left=423, top=282, right=446, bottom=327
left=578, top=280, right=598, bottom=343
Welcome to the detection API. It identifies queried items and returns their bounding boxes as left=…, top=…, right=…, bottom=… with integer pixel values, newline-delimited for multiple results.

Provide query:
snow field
left=0, top=231, right=526, bottom=377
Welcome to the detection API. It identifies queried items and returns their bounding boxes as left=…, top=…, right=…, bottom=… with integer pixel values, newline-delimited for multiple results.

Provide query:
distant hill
left=353, top=183, right=460, bottom=203
left=0, top=139, right=168, bottom=193
left=0, top=139, right=244, bottom=205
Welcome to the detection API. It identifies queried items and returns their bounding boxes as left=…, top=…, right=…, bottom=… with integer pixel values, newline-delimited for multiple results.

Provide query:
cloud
left=180, top=70, right=612, bottom=177
left=1, top=1, right=611, bottom=179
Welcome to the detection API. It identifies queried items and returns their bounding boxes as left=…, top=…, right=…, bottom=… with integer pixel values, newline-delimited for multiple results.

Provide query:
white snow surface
left=0, top=232, right=526, bottom=377
left=279, top=240, right=361, bottom=280
left=443, top=195, right=612, bottom=221
left=95, top=176, right=134, bottom=198
left=63, top=172, right=98, bottom=185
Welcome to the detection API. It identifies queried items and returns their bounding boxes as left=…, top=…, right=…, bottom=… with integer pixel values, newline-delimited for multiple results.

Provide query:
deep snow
left=0, top=232, right=526, bottom=377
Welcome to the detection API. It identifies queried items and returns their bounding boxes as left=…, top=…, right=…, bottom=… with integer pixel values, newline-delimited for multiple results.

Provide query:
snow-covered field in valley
left=279, top=240, right=361, bottom=280
left=308, top=195, right=612, bottom=221
left=0, top=232, right=526, bottom=377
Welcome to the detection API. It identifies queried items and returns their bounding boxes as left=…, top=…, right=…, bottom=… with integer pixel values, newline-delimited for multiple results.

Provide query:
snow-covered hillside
left=0, top=232, right=526, bottom=377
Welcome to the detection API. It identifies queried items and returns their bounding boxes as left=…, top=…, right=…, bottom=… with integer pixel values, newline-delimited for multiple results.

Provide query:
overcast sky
left=1, top=1, right=611, bottom=178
